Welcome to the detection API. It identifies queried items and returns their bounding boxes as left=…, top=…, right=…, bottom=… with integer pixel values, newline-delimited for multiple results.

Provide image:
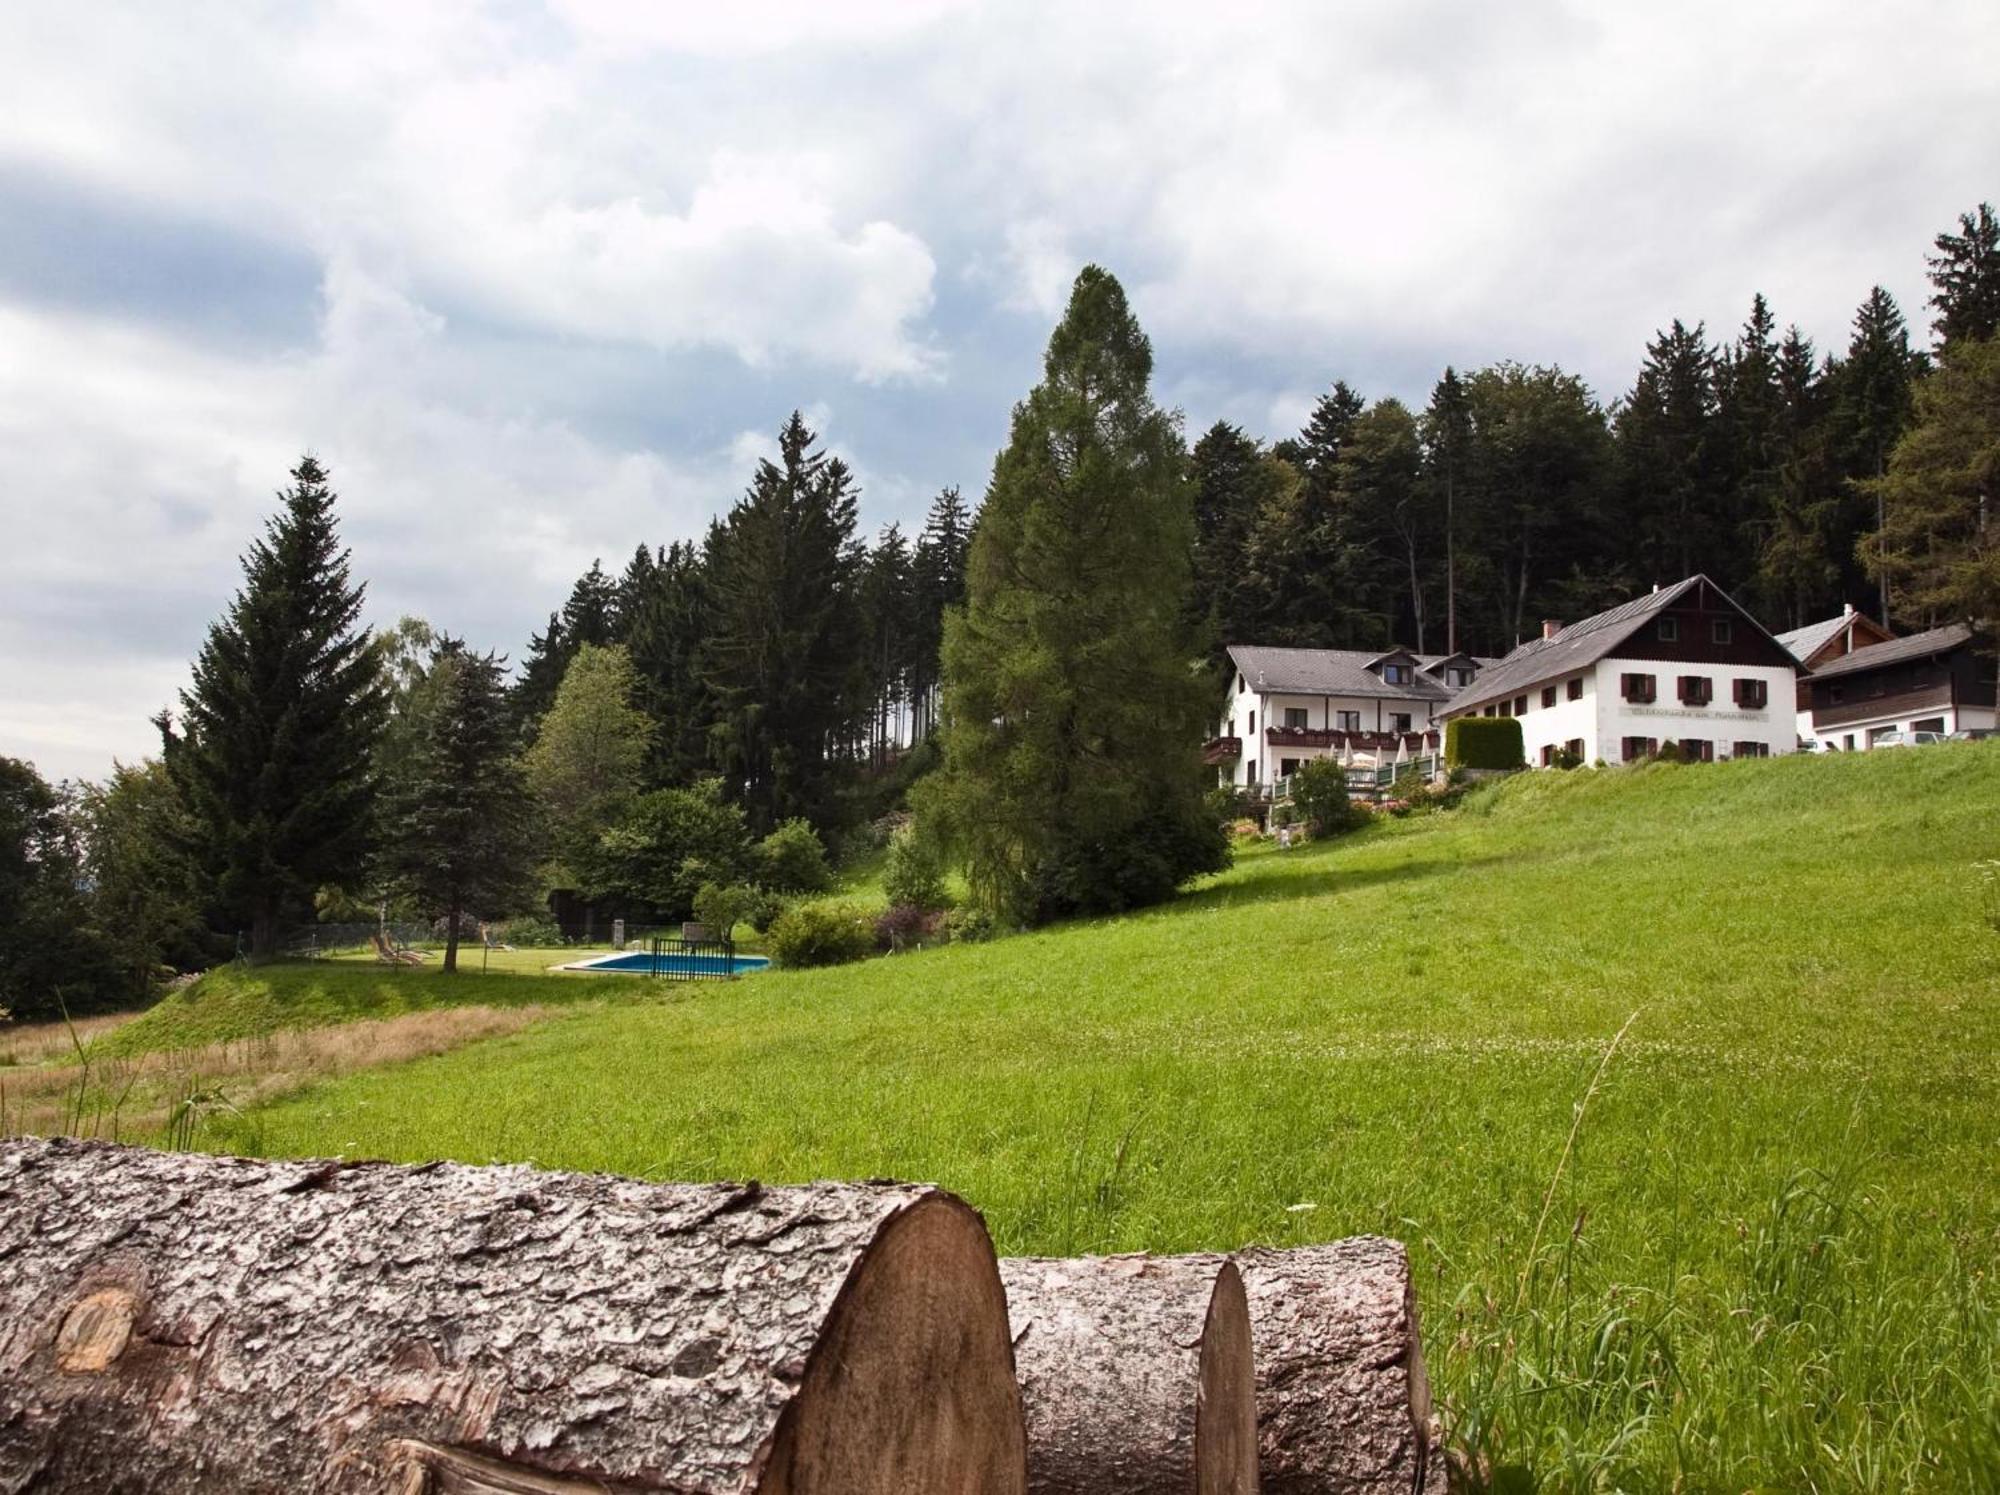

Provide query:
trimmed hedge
left=1446, top=716, right=1526, bottom=770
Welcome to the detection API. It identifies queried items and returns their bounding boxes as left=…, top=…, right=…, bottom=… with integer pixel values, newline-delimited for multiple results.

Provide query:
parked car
left=1872, top=730, right=1947, bottom=749
left=1947, top=728, right=1995, bottom=742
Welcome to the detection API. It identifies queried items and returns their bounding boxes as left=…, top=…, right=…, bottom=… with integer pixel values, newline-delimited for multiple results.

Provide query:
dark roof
left=1225, top=644, right=1496, bottom=704
left=1443, top=575, right=1798, bottom=715
left=1775, top=614, right=1853, bottom=663
left=1443, top=579, right=1696, bottom=714
left=1806, top=622, right=1976, bottom=680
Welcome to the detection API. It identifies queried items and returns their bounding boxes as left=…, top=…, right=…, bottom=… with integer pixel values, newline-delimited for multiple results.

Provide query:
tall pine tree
left=1421, top=368, right=1473, bottom=654
left=161, top=458, right=387, bottom=959
left=701, top=413, right=866, bottom=831
left=910, top=486, right=973, bottom=740
left=923, top=266, right=1225, bottom=924
left=1927, top=202, right=2000, bottom=349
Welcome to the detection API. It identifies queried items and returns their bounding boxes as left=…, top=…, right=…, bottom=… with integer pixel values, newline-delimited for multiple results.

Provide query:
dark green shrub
left=767, top=901, right=876, bottom=968
left=584, top=778, right=752, bottom=919
left=1290, top=759, right=1366, bottom=835
left=877, top=903, right=946, bottom=951
left=498, top=915, right=566, bottom=947
left=943, top=905, right=1000, bottom=943
left=755, top=819, right=833, bottom=895
left=882, top=826, right=950, bottom=912
left=1445, top=717, right=1526, bottom=770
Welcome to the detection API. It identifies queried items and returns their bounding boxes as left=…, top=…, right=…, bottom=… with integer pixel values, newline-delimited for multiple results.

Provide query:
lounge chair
left=372, top=933, right=426, bottom=966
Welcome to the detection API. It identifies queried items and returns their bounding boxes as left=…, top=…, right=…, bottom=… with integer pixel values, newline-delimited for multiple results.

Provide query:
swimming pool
left=563, top=950, right=771, bottom=977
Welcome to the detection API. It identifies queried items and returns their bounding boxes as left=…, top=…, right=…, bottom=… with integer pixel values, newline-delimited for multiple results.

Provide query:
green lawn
left=209, top=748, right=1997, bottom=1489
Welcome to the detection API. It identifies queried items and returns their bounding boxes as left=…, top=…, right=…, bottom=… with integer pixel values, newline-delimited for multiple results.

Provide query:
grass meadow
left=15, top=745, right=2000, bottom=1488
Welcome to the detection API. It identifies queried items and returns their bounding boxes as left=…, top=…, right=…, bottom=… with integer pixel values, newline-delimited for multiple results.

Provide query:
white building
left=1438, top=576, right=1802, bottom=766
left=1206, top=645, right=1495, bottom=792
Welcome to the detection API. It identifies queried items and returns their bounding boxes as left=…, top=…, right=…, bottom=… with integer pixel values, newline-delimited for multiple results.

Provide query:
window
left=1391, top=712, right=1412, bottom=733
left=1280, top=757, right=1299, bottom=775
left=1384, top=663, right=1412, bottom=684
left=1540, top=744, right=1555, bottom=767
left=1621, top=673, right=1657, bottom=703
left=1829, top=685, right=1845, bottom=704
left=1446, top=665, right=1471, bottom=687
left=1733, top=741, right=1769, bottom=759
left=1567, top=677, right=1583, bottom=701
left=1283, top=707, right=1309, bottom=730
left=1567, top=738, right=1585, bottom=760
left=1914, top=716, right=1946, bottom=734
left=1712, top=618, right=1733, bottom=644
left=1248, top=710, right=1256, bottom=735
left=1658, top=617, right=1679, bottom=642
left=1621, top=736, right=1658, bottom=761
left=1247, top=760, right=1259, bottom=783
left=1733, top=678, right=1768, bottom=709
left=1227, top=718, right=1235, bottom=737
left=1498, top=700, right=1512, bottom=717
left=1238, top=674, right=1247, bottom=695
left=1515, top=695, right=1528, bottom=716
left=1678, top=675, right=1713, bottom=706
left=1541, top=686, right=1557, bottom=709
left=1681, top=738, right=1714, bottom=762
left=1336, top=710, right=1361, bottom=733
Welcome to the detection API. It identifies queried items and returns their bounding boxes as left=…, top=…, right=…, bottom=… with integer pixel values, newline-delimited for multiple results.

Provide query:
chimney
left=1843, top=602, right=1855, bottom=617
left=1651, top=583, right=1660, bottom=594
left=1542, top=619, right=1562, bottom=641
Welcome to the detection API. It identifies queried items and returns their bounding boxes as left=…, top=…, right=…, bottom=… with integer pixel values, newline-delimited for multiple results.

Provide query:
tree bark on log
left=999, top=1254, right=1258, bottom=1495
left=1235, top=1240, right=1440, bottom=1495
left=0, top=1138, right=1027, bottom=1494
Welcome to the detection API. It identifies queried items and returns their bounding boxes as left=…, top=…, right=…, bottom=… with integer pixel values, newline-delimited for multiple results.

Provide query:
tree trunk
left=0, top=1139, right=1027, bottom=1495
left=443, top=893, right=462, bottom=974
left=999, top=1254, right=1257, bottom=1495
left=1235, top=1239, right=1441, bottom=1495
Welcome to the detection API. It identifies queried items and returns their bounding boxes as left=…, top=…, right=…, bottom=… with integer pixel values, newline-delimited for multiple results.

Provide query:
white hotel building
left=1436, top=576, right=1802, bottom=766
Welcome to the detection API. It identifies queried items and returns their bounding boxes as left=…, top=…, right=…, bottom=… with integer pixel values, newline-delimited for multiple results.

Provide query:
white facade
left=1460, top=656, right=1800, bottom=767
left=1215, top=685, right=1441, bottom=790
left=1810, top=700, right=1998, bottom=751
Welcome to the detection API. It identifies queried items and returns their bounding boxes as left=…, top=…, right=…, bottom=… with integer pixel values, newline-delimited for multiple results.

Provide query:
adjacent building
left=1206, top=644, right=1494, bottom=792
left=1798, top=622, right=1997, bottom=748
left=1437, top=576, right=1801, bottom=766
left=1776, top=604, right=1897, bottom=739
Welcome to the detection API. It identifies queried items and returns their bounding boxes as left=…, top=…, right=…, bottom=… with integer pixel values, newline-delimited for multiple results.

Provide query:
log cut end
left=763, top=1192, right=1027, bottom=1495
left=1236, top=1239, right=1436, bottom=1495
left=1193, top=1260, right=1259, bottom=1495
left=1000, top=1253, right=1259, bottom=1495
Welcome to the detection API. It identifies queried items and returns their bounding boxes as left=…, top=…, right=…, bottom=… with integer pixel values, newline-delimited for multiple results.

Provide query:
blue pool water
left=570, top=950, right=771, bottom=977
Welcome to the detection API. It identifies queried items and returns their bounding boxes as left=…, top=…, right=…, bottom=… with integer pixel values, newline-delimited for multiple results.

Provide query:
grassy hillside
left=219, top=748, right=1998, bottom=1488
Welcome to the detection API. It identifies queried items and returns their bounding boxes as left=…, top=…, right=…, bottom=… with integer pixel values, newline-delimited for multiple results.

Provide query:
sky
left=2, top=1, right=1995, bottom=782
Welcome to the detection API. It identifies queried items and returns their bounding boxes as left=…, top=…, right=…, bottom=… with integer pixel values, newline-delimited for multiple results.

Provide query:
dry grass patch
left=0, top=1011, right=143, bottom=1068
left=0, top=1003, right=570, bottom=1147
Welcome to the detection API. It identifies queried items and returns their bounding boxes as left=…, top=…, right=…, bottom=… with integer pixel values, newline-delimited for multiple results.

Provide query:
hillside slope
left=227, top=748, right=2000, bottom=1488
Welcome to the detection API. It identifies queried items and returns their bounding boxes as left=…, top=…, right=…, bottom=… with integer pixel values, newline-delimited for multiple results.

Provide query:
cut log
left=1235, top=1239, right=1439, bottom=1495
left=0, top=1138, right=1026, bottom=1494
left=999, top=1253, right=1258, bottom=1495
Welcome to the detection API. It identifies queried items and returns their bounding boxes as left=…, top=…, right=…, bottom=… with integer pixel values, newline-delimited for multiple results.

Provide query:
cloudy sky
left=3, top=1, right=1994, bottom=781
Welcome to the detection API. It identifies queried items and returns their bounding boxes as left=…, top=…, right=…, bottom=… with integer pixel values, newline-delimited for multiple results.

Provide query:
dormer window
left=1445, top=665, right=1471, bottom=688
left=1384, top=663, right=1412, bottom=685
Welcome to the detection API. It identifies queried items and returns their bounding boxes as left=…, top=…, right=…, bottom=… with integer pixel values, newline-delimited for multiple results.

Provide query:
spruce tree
left=923, top=266, right=1225, bottom=924
left=560, top=560, right=620, bottom=650
left=624, top=539, right=712, bottom=785
left=1337, top=399, right=1429, bottom=650
left=161, top=458, right=387, bottom=960
left=1188, top=422, right=1268, bottom=666
left=859, top=523, right=916, bottom=765
left=1927, top=202, right=2000, bottom=349
left=377, top=642, right=537, bottom=972
left=701, top=413, right=866, bottom=831
left=511, top=612, right=571, bottom=732
left=1421, top=368, right=1474, bottom=654
left=1616, top=319, right=1717, bottom=585
left=911, top=486, right=974, bottom=739
left=1838, top=287, right=1923, bottom=617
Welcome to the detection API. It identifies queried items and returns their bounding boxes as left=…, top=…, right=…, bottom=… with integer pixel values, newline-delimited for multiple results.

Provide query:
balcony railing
left=1202, top=735, right=1243, bottom=764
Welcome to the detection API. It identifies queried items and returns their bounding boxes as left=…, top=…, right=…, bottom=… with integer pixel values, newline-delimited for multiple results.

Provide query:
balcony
left=1202, top=735, right=1243, bottom=764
